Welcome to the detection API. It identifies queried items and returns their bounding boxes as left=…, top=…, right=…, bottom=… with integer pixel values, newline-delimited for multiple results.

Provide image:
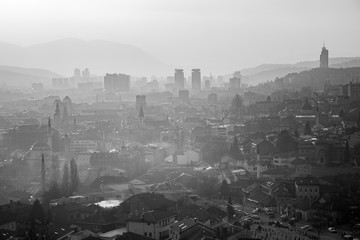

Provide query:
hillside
left=0, top=38, right=171, bottom=76
left=236, top=57, right=360, bottom=85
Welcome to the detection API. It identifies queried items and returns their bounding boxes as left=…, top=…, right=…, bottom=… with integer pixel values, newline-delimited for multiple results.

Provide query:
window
left=310, top=189, right=312, bottom=192
left=149, top=233, right=152, bottom=237
left=305, top=189, right=307, bottom=192
left=144, top=232, right=147, bottom=237
left=299, top=188, right=302, bottom=192
left=315, top=189, right=318, bottom=192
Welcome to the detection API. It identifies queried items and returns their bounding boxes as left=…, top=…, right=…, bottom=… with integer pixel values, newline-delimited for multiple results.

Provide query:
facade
left=207, top=93, right=218, bottom=104
left=229, top=77, right=240, bottom=90
left=104, top=73, right=130, bottom=92
left=320, top=45, right=329, bottom=68
left=127, top=211, right=176, bottom=240
left=174, top=69, right=185, bottom=90
left=136, top=95, right=147, bottom=109
left=191, top=69, right=201, bottom=91
left=295, top=177, right=320, bottom=200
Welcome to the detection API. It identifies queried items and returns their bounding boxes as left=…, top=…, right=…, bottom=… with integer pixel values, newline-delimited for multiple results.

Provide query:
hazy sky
left=0, top=0, right=359, bottom=74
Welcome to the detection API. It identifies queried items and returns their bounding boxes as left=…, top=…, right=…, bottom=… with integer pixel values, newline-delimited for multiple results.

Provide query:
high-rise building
left=104, top=73, right=130, bottom=92
left=320, top=44, right=329, bottom=68
left=205, top=80, right=211, bottom=89
left=175, top=69, right=185, bottom=89
left=191, top=69, right=201, bottom=91
left=207, top=93, right=218, bottom=104
left=74, top=68, right=81, bottom=78
left=229, top=77, right=241, bottom=90
left=82, top=68, right=90, bottom=79
left=136, top=95, right=147, bottom=109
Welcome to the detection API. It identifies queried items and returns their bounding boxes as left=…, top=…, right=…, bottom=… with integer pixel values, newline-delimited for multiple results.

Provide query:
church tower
left=320, top=44, right=329, bottom=68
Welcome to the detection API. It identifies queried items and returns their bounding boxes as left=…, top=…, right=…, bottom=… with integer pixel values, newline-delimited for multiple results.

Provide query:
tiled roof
left=127, top=210, right=175, bottom=223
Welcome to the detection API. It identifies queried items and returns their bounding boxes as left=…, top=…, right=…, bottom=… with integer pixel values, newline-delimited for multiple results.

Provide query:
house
left=295, top=177, right=320, bottom=200
left=126, top=210, right=176, bottom=240
left=170, top=218, right=217, bottom=240
left=76, top=210, right=122, bottom=233
left=120, top=193, right=176, bottom=214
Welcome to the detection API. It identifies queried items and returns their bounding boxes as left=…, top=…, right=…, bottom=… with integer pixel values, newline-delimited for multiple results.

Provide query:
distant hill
left=0, top=38, right=171, bottom=77
left=232, top=57, right=360, bottom=85
left=0, top=65, right=60, bottom=87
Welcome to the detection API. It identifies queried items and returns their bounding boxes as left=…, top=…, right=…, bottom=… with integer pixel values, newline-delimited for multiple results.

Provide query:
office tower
left=136, top=95, right=147, bottom=108
left=229, top=71, right=241, bottom=90
left=74, top=68, right=81, bottom=78
left=191, top=69, right=201, bottom=91
left=82, top=68, right=90, bottom=79
left=205, top=80, right=211, bottom=89
left=175, top=69, right=185, bottom=89
left=320, top=44, right=329, bottom=68
left=207, top=93, right=218, bottom=104
left=104, top=73, right=130, bottom=92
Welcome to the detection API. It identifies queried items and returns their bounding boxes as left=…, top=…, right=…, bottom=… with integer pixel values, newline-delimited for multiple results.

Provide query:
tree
left=294, top=129, right=299, bottom=138
left=42, top=181, right=61, bottom=204
left=196, top=176, right=218, bottom=199
left=344, top=140, right=350, bottom=164
left=230, top=94, right=243, bottom=118
left=70, top=158, right=80, bottom=194
left=276, top=130, right=298, bottom=153
left=304, top=121, right=312, bottom=135
left=326, top=143, right=335, bottom=166
left=219, top=179, right=229, bottom=199
left=61, top=162, right=70, bottom=196
left=339, top=109, right=346, bottom=119
left=229, top=136, right=242, bottom=160
left=29, top=199, right=44, bottom=224
left=227, top=195, right=235, bottom=220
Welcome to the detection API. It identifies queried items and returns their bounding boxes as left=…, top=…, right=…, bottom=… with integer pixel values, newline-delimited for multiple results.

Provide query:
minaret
left=47, top=117, right=53, bottom=153
left=139, top=106, right=144, bottom=127
left=73, top=116, right=77, bottom=133
left=54, top=101, right=61, bottom=126
left=41, top=153, right=46, bottom=193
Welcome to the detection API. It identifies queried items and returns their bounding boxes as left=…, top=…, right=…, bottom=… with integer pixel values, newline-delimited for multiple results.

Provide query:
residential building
left=191, top=69, right=201, bottom=91
left=175, top=69, right=185, bottom=90
left=295, top=177, right=319, bottom=200
left=127, top=210, right=176, bottom=240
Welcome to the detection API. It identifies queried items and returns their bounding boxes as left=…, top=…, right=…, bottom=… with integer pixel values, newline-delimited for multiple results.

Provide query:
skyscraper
left=191, top=69, right=201, bottom=91
left=320, top=44, right=329, bottom=68
left=229, top=72, right=241, bottom=90
left=175, top=69, right=185, bottom=89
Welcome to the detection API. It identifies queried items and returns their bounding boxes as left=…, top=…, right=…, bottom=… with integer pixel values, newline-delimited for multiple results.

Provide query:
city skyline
left=0, top=0, right=359, bottom=75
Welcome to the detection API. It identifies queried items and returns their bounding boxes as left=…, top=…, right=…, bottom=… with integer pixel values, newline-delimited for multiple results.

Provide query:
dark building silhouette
left=320, top=44, right=329, bottom=68
left=175, top=69, right=185, bottom=89
left=191, top=68, right=201, bottom=91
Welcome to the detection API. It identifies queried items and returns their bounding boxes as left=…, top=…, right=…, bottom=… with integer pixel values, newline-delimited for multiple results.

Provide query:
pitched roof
left=127, top=210, right=175, bottom=223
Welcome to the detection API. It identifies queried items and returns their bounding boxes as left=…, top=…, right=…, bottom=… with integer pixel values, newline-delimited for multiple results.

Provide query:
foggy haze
left=0, top=0, right=359, bottom=75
